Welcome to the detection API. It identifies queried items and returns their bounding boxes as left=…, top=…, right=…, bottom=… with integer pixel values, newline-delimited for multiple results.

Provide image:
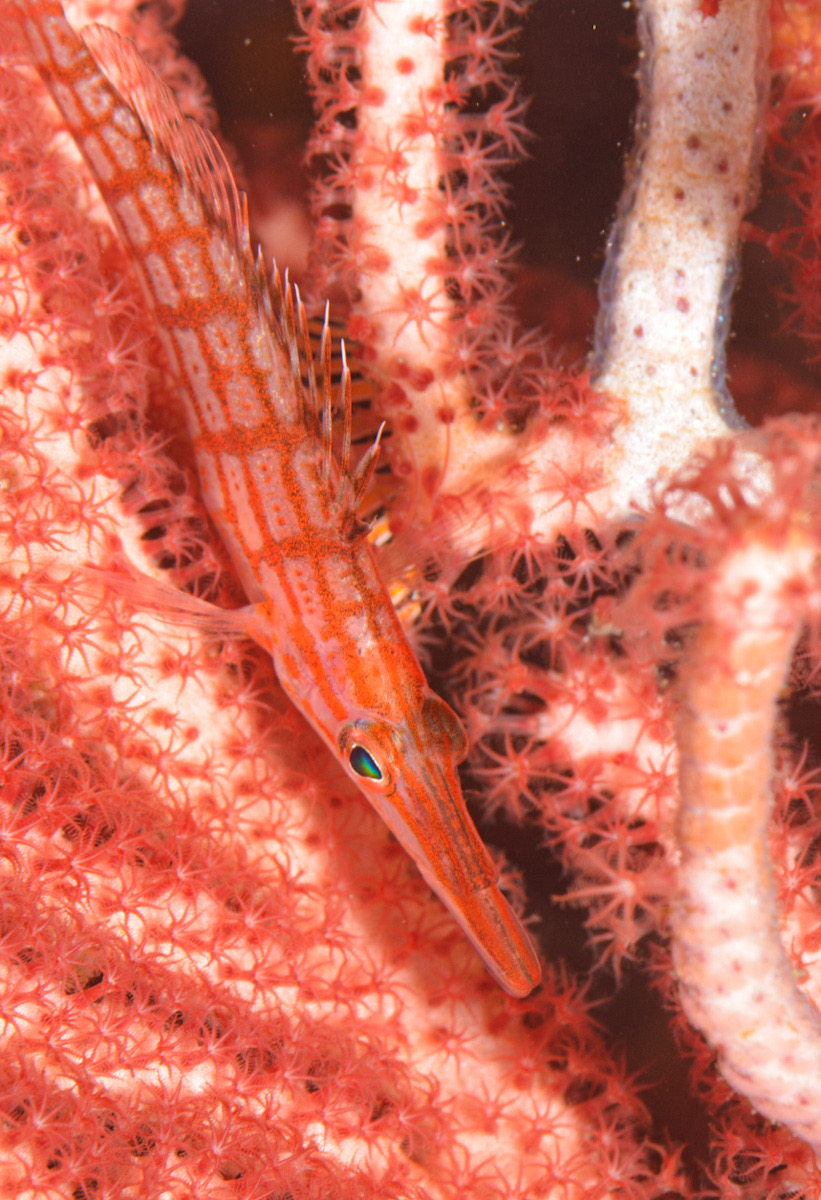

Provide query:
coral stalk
left=673, top=509, right=821, bottom=1147
left=593, top=0, right=769, bottom=510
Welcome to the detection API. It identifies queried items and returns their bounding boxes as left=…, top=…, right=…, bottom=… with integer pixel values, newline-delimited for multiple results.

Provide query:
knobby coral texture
left=3, top=0, right=821, bottom=1196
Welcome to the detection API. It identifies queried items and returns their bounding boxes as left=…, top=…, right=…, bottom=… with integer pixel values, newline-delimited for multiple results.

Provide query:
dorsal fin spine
left=319, top=305, right=334, bottom=485
left=339, top=340, right=352, bottom=489
left=294, top=285, right=317, bottom=440
left=351, top=422, right=385, bottom=512
left=280, top=269, right=306, bottom=426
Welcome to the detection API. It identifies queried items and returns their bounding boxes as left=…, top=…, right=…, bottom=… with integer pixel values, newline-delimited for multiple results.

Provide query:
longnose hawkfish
left=14, top=0, right=541, bottom=997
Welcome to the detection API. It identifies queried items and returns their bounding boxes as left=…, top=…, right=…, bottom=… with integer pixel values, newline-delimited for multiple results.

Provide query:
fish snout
left=436, top=879, right=542, bottom=998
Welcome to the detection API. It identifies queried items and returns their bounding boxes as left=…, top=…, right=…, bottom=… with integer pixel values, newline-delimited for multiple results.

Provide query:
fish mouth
left=433, top=878, right=542, bottom=999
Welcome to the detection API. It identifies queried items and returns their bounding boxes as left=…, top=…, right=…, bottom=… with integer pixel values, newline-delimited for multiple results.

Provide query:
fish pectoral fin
left=80, top=565, right=268, bottom=647
left=420, top=691, right=469, bottom=764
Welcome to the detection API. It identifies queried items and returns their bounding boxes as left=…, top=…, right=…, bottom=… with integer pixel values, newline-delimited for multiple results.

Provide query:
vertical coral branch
left=672, top=475, right=821, bottom=1147
left=299, top=0, right=540, bottom=518
left=352, top=0, right=471, bottom=501
left=593, top=0, right=769, bottom=509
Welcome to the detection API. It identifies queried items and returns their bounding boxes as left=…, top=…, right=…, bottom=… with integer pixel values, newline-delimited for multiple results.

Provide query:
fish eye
left=349, top=744, right=383, bottom=781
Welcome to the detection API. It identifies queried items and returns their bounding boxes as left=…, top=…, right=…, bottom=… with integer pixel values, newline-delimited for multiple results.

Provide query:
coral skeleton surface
left=3, top=0, right=821, bottom=1197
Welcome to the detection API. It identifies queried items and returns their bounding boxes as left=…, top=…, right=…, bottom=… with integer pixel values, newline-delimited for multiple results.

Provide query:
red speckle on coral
left=362, top=247, right=392, bottom=274
left=361, top=87, right=386, bottom=107
left=383, top=381, right=409, bottom=408
left=412, top=218, right=443, bottom=245
left=407, top=14, right=438, bottom=38
left=421, top=466, right=440, bottom=497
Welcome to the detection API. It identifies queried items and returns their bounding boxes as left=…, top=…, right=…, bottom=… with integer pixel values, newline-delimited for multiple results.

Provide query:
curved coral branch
left=593, top=0, right=770, bottom=511
left=673, top=512, right=821, bottom=1147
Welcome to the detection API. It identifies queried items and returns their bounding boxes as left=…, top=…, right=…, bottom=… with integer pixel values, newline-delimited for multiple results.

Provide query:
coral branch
left=593, top=0, right=769, bottom=510
left=351, top=0, right=471, bottom=497
left=673, top=508, right=821, bottom=1147
left=299, top=0, right=537, bottom=516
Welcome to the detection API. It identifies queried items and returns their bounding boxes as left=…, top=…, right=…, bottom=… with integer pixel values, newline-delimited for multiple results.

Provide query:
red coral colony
left=3, top=0, right=821, bottom=1196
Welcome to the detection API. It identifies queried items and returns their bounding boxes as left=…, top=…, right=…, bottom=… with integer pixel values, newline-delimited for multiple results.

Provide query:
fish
left=13, top=0, right=541, bottom=997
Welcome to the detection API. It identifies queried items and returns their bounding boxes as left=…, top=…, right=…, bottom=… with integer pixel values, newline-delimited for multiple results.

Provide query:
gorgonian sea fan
left=3, top=0, right=821, bottom=1197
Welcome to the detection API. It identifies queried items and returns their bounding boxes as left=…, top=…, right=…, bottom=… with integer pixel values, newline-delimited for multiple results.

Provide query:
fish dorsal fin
left=77, top=22, right=318, bottom=432
left=68, top=20, right=380, bottom=526
left=313, top=301, right=386, bottom=532
left=81, top=23, right=247, bottom=271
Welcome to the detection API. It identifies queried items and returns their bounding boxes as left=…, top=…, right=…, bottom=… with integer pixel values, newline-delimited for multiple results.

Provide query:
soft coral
left=0, top=3, right=689, bottom=1197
